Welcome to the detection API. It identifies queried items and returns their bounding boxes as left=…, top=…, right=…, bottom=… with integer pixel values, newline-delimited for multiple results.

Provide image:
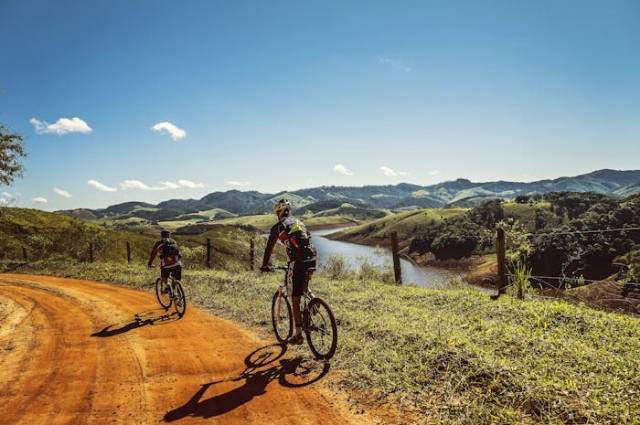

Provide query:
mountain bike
left=268, top=265, right=337, bottom=360
left=152, top=267, right=187, bottom=318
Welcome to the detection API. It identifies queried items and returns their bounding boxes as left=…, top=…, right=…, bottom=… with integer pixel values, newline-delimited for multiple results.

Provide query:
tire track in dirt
left=0, top=274, right=369, bottom=425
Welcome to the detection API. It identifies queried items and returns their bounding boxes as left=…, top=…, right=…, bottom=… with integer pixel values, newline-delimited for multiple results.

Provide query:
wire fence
left=497, top=224, right=640, bottom=312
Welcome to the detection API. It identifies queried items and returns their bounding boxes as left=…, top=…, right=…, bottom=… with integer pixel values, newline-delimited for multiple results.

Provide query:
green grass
left=0, top=207, right=269, bottom=270
left=13, top=260, right=640, bottom=424
left=335, top=207, right=468, bottom=242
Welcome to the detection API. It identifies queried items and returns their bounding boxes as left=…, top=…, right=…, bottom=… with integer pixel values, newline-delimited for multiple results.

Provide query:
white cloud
left=377, top=56, right=412, bottom=72
left=429, top=170, right=440, bottom=176
left=88, top=180, right=117, bottom=192
left=120, top=180, right=161, bottom=191
left=333, top=164, right=354, bottom=176
left=53, top=187, right=72, bottom=198
left=177, top=179, right=204, bottom=188
left=380, top=166, right=409, bottom=177
left=151, top=122, right=186, bottom=141
left=32, top=197, right=48, bottom=203
left=30, top=117, right=92, bottom=135
left=226, top=181, right=250, bottom=187
left=120, top=179, right=204, bottom=190
left=160, top=181, right=180, bottom=189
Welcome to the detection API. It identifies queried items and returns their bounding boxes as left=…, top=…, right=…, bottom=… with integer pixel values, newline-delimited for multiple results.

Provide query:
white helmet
left=272, top=199, right=291, bottom=218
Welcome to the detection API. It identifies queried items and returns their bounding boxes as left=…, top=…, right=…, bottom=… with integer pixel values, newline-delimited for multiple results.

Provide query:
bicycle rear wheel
left=155, top=277, right=172, bottom=309
left=271, top=291, right=292, bottom=343
left=304, top=297, right=338, bottom=360
left=173, top=281, right=187, bottom=317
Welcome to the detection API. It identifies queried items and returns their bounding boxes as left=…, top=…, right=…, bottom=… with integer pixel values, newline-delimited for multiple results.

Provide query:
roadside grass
left=12, top=260, right=640, bottom=424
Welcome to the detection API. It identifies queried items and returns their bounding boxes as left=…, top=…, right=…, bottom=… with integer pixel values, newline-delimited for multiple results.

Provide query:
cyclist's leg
left=160, top=268, right=170, bottom=292
left=291, top=262, right=309, bottom=341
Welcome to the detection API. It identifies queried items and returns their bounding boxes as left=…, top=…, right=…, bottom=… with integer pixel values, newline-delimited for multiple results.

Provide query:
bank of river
left=311, top=228, right=460, bottom=288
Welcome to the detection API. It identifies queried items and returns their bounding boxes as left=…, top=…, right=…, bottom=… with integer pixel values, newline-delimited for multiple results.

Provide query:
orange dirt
left=0, top=274, right=371, bottom=425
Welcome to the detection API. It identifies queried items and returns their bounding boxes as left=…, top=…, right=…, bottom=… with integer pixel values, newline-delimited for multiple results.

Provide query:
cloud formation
left=32, top=197, right=48, bottom=203
left=226, top=181, right=250, bottom=187
left=88, top=180, right=117, bottom=192
left=380, top=166, right=409, bottom=177
left=429, top=170, right=440, bottom=176
left=377, top=56, right=412, bottom=72
left=120, top=179, right=204, bottom=190
left=177, top=179, right=204, bottom=188
left=151, top=122, right=186, bottom=141
left=30, top=117, right=92, bottom=135
left=333, top=164, right=354, bottom=176
left=53, top=187, right=72, bottom=198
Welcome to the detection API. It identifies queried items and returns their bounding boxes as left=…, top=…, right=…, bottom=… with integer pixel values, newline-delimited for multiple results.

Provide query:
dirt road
left=0, top=274, right=367, bottom=425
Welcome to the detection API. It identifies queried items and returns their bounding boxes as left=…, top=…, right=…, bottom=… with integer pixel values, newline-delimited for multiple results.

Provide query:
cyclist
left=148, top=229, right=182, bottom=289
left=261, top=199, right=317, bottom=345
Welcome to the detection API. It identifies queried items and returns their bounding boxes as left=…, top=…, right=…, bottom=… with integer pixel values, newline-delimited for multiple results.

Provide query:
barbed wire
left=506, top=272, right=640, bottom=288
left=506, top=226, right=640, bottom=238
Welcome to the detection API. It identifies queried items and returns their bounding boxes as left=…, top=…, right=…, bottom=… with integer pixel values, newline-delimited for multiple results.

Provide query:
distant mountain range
left=61, top=169, right=640, bottom=222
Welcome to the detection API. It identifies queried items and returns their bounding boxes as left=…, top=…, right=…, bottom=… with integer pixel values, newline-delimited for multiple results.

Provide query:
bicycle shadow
left=163, top=343, right=331, bottom=422
left=91, top=308, right=180, bottom=337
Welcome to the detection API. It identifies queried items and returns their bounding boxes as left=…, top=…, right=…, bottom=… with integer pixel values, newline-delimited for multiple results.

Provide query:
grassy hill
left=0, top=208, right=266, bottom=270
left=330, top=207, right=468, bottom=247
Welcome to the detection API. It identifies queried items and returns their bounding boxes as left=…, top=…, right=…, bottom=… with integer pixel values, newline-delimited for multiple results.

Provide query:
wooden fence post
left=89, top=242, right=94, bottom=263
left=390, top=232, right=402, bottom=284
left=249, top=239, right=255, bottom=271
left=206, top=238, right=212, bottom=269
left=496, top=227, right=507, bottom=295
left=126, top=241, right=131, bottom=264
left=22, top=247, right=28, bottom=263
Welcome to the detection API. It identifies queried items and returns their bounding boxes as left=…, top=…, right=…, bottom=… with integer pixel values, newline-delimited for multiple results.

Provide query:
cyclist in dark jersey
left=148, top=230, right=182, bottom=284
left=261, top=199, right=317, bottom=345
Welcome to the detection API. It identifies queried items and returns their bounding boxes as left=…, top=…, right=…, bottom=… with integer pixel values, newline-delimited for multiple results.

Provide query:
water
left=310, top=228, right=459, bottom=288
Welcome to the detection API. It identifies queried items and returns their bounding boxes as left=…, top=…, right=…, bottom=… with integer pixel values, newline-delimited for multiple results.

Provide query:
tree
left=0, top=124, right=26, bottom=185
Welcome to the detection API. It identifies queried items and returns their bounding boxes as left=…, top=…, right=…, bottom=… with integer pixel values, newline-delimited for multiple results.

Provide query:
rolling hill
left=58, top=169, right=640, bottom=224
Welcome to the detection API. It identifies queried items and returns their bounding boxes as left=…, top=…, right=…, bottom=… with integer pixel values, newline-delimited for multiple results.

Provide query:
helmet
left=160, top=229, right=171, bottom=238
left=272, top=199, right=291, bottom=218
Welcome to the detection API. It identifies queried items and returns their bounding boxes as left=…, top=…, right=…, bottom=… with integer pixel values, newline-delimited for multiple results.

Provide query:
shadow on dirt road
left=163, top=343, right=331, bottom=421
left=91, top=308, right=181, bottom=337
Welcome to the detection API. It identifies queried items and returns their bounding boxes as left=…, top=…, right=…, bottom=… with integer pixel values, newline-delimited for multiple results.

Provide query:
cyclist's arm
left=148, top=241, right=161, bottom=267
left=261, top=223, right=281, bottom=269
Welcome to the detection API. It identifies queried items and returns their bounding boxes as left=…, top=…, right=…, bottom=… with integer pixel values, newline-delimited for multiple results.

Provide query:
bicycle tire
left=304, top=297, right=338, bottom=360
left=271, top=291, right=293, bottom=343
left=155, top=277, right=172, bottom=309
left=173, top=281, right=187, bottom=317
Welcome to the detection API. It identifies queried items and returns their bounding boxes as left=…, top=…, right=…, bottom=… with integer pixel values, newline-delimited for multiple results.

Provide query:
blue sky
left=1, top=0, right=639, bottom=210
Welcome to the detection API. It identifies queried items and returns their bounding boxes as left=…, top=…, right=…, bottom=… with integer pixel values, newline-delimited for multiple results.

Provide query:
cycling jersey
left=262, top=214, right=316, bottom=266
left=148, top=238, right=182, bottom=269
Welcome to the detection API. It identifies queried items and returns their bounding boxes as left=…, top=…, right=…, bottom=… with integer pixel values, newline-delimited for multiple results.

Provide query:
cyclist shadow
left=163, top=343, right=331, bottom=422
left=91, top=308, right=181, bottom=338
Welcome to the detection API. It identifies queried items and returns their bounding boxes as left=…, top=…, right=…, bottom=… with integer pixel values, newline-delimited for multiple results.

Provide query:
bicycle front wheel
left=304, top=297, right=338, bottom=360
left=155, top=278, right=172, bottom=309
left=271, top=291, right=292, bottom=343
left=173, top=281, right=187, bottom=318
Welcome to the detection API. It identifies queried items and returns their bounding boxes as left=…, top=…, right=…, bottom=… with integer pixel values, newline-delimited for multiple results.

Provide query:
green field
left=0, top=207, right=270, bottom=270
left=333, top=207, right=468, bottom=243
left=16, top=260, right=640, bottom=425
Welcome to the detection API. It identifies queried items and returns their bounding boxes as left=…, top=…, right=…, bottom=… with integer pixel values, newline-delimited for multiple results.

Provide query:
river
left=310, top=228, right=460, bottom=288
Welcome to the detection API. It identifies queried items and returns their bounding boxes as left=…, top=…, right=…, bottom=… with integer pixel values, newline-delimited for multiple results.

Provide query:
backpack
left=161, top=239, right=180, bottom=258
